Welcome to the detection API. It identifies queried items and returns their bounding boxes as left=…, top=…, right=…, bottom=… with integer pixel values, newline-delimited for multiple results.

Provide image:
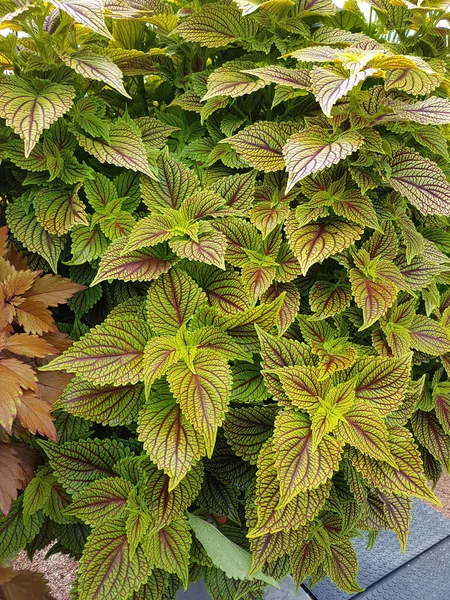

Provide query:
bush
left=1, top=0, right=450, bottom=598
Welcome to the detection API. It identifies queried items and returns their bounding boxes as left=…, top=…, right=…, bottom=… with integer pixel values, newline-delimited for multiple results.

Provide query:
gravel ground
left=12, top=474, right=450, bottom=600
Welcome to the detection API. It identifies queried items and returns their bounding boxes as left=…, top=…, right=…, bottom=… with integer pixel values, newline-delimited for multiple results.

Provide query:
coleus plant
left=1, top=0, right=450, bottom=598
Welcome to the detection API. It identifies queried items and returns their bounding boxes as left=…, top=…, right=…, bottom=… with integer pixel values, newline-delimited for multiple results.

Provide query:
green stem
left=138, top=76, right=149, bottom=116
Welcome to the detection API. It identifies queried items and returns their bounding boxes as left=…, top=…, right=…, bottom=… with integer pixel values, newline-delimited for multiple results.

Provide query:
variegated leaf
left=285, top=213, right=363, bottom=275
left=273, top=409, right=343, bottom=506
left=226, top=122, right=299, bottom=172
left=283, top=128, right=363, bottom=192
left=176, top=4, right=256, bottom=48
left=311, top=65, right=376, bottom=117
left=60, top=50, right=131, bottom=98
left=389, top=148, right=450, bottom=216
left=0, top=77, right=75, bottom=157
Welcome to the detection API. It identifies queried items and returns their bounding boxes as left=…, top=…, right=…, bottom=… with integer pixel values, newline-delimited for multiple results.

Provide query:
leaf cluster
left=1, top=0, right=450, bottom=598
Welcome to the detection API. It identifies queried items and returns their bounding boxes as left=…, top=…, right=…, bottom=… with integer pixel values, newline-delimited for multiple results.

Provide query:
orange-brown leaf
left=0, top=285, right=16, bottom=330
left=1, top=266, right=38, bottom=297
left=0, top=568, right=55, bottom=600
left=3, top=333, right=58, bottom=358
left=15, top=300, right=57, bottom=335
left=0, top=444, right=26, bottom=515
left=0, top=358, right=38, bottom=431
left=0, top=380, right=21, bottom=431
left=6, top=244, right=29, bottom=271
left=16, top=391, right=57, bottom=440
left=0, top=358, right=38, bottom=392
left=41, top=332, right=73, bottom=354
left=0, top=226, right=8, bottom=258
left=37, top=371, right=74, bottom=405
left=25, top=274, right=86, bottom=307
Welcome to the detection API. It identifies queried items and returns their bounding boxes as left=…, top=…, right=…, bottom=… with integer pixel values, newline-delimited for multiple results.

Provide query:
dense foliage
left=1, top=0, right=450, bottom=598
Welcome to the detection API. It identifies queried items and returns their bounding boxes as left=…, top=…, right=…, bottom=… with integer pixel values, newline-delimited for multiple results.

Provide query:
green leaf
left=243, top=66, right=311, bottom=89
left=203, top=62, right=268, bottom=101
left=257, top=326, right=313, bottom=404
left=349, top=426, right=440, bottom=505
left=250, top=440, right=330, bottom=537
left=411, top=410, right=450, bottom=470
left=389, top=148, right=450, bottom=216
left=384, top=67, right=441, bottom=95
left=283, top=128, right=363, bottom=192
left=0, top=77, right=75, bottom=156
left=135, top=117, right=179, bottom=147
left=77, top=520, right=149, bottom=600
left=309, top=281, right=352, bottom=318
left=5, top=139, right=47, bottom=172
left=142, top=336, right=180, bottom=388
left=131, top=571, right=167, bottom=600
left=275, top=365, right=325, bottom=411
left=142, top=515, right=191, bottom=588
left=38, top=438, right=130, bottom=494
left=409, top=315, right=450, bottom=355
left=209, top=171, right=256, bottom=213
left=350, top=268, right=398, bottom=329
left=55, top=378, right=144, bottom=426
left=335, top=401, right=396, bottom=465
left=124, top=213, right=176, bottom=252
left=311, top=65, right=376, bottom=117
left=231, top=362, right=270, bottom=404
left=195, top=265, right=250, bottom=314
left=388, top=96, right=450, bottom=125
left=290, top=537, right=325, bottom=587
left=138, top=385, right=206, bottom=489
left=170, top=223, right=227, bottom=269
left=65, top=477, right=132, bottom=525
left=176, top=4, right=256, bottom=48
left=84, top=172, right=117, bottom=212
left=41, top=317, right=149, bottom=386
left=168, top=349, right=232, bottom=456
left=325, top=540, right=363, bottom=594
left=285, top=213, right=363, bottom=275
left=6, top=201, right=62, bottom=272
left=223, top=405, right=278, bottom=464
left=22, top=470, right=53, bottom=520
left=273, top=410, right=343, bottom=506
left=52, top=0, right=112, bottom=38
left=226, top=122, right=299, bottom=172
left=91, top=237, right=174, bottom=285
left=34, top=188, right=88, bottom=235
left=434, top=383, right=450, bottom=435
left=352, top=354, right=412, bottom=415
left=379, top=491, right=412, bottom=553
left=67, top=223, right=108, bottom=266
left=147, top=268, right=207, bottom=335
left=142, top=152, right=199, bottom=212
left=145, top=464, right=204, bottom=531
left=60, top=50, right=131, bottom=98
left=75, top=117, right=154, bottom=178
left=42, top=480, right=75, bottom=525
left=262, top=282, right=300, bottom=335
left=188, top=514, right=279, bottom=588
left=0, top=497, right=44, bottom=561
left=332, top=189, right=380, bottom=230
left=242, top=261, right=276, bottom=302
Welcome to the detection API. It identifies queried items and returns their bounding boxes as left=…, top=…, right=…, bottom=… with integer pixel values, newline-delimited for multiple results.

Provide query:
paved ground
left=12, top=474, right=450, bottom=600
